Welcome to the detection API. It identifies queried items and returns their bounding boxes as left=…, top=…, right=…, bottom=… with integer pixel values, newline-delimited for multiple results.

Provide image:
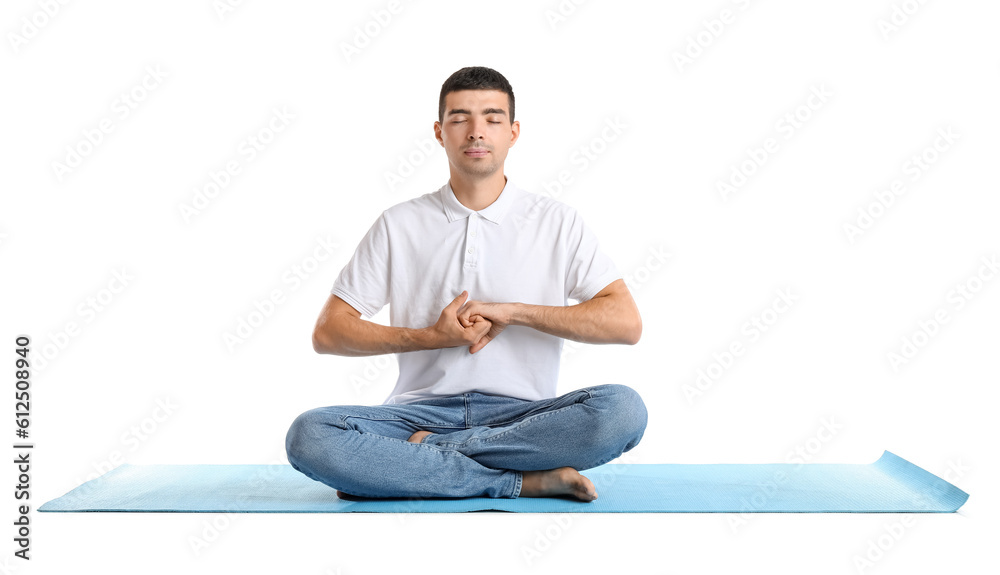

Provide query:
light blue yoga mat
left=39, top=451, right=967, bottom=513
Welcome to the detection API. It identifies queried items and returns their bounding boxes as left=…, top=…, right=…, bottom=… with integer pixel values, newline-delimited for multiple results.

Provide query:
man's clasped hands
left=427, top=290, right=511, bottom=354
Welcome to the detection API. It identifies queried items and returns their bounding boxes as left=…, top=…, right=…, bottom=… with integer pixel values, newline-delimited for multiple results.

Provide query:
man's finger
left=470, top=334, right=491, bottom=354
left=447, top=290, right=468, bottom=311
left=474, top=319, right=492, bottom=337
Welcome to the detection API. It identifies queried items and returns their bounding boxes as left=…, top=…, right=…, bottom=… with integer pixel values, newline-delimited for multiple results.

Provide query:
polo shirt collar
left=440, top=177, right=520, bottom=225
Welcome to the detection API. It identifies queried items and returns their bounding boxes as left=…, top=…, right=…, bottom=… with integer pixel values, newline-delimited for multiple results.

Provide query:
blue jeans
left=284, top=383, right=648, bottom=499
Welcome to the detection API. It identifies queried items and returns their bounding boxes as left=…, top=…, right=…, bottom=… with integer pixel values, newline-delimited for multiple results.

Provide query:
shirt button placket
left=465, top=214, right=479, bottom=268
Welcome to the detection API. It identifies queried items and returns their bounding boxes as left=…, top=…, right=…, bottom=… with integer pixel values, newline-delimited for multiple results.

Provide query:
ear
left=434, top=121, right=444, bottom=146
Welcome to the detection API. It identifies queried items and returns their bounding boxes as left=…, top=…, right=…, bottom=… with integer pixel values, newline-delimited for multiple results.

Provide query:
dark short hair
left=438, top=66, right=515, bottom=124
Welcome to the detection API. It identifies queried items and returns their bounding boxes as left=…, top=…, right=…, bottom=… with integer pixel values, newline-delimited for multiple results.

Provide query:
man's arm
left=458, top=279, right=642, bottom=353
left=313, top=291, right=493, bottom=357
left=513, top=279, right=642, bottom=344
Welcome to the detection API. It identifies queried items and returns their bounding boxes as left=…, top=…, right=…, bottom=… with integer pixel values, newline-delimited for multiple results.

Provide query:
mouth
left=464, top=148, right=489, bottom=157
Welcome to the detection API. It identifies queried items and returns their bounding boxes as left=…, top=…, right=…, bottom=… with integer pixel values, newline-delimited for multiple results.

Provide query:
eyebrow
left=446, top=108, right=507, bottom=117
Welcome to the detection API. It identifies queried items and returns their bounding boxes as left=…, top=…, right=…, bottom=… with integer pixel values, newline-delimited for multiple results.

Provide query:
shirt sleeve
left=330, top=212, right=391, bottom=318
left=564, top=209, right=622, bottom=303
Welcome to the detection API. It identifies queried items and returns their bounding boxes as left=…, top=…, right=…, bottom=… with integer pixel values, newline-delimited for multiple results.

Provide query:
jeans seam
left=434, top=405, right=580, bottom=448
left=342, top=415, right=464, bottom=429
left=483, top=390, right=592, bottom=428
left=509, top=471, right=522, bottom=498
left=483, top=405, right=576, bottom=444
left=464, top=393, right=471, bottom=429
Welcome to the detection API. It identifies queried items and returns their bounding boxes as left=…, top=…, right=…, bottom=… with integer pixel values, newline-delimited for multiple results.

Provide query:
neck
left=449, top=171, right=507, bottom=211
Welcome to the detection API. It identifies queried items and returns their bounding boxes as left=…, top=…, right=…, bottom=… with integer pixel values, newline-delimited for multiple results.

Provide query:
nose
left=466, top=118, right=488, bottom=140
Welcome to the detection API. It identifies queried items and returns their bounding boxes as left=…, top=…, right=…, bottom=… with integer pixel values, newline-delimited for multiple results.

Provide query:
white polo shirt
left=331, top=177, right=622, bottom=405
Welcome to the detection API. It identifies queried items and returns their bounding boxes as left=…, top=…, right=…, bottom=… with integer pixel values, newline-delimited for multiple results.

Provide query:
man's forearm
left=508, top=294, right=641, bottom=345
left=314, top=314, right=431, bottom=357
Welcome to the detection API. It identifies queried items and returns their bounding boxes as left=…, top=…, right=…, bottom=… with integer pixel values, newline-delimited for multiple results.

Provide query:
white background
left=2, top=0, right=997, bottom=573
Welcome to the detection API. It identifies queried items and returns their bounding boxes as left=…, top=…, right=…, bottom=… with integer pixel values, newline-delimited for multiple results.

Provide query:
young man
left=285, top=67, right=647, bottom=501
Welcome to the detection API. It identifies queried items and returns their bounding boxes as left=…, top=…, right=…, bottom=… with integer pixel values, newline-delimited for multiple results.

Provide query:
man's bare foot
left=408, top=430, right=432, bottom=444
left=520, top=467, right=598, bottom=501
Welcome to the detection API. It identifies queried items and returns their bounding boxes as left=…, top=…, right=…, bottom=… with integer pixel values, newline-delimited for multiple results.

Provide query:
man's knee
left=598, top=384, right=648, bottom=450
left=285, top=407, right=335, bottom=467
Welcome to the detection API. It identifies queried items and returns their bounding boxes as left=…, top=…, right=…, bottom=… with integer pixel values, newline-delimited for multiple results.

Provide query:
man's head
left=434, top=66, right=520, bottom=181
